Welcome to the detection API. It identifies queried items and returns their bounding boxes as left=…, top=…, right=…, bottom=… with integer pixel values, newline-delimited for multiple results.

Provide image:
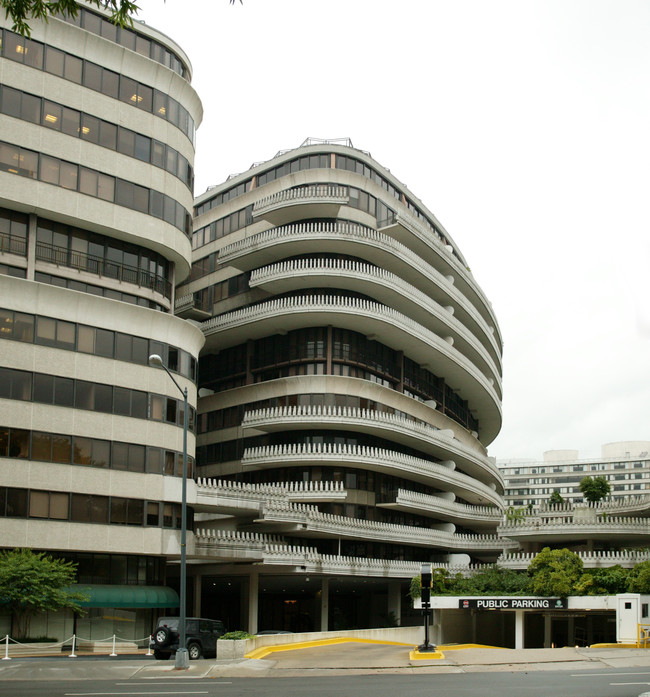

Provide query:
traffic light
left=420, top=563, right=433, bottom=606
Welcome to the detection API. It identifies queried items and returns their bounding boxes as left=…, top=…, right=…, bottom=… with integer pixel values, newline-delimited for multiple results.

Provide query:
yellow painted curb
left=245, top=637, right=413, bottom=660
left=410, top=649, right=445, bottom=660
left=590, top=642, right=650, bottom=649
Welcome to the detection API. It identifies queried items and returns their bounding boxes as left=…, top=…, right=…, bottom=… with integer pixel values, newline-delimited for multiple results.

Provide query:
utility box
left=616, top=593, right=650, bottom=643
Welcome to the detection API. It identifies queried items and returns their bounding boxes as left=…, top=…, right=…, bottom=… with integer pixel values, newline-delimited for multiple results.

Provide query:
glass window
left=113, top=386, right=131, bottom=415
left=134, top=134, right=150, bottom=162
left=31, top=432, right=52, bottom=461
left=119, top=76, right=138, bottom=106
left=81, top=114, right=100, bottom=144
left=61, top=107, right=80, bottom=137
left=44, top=46, right=65, bottom=77
left=21, top=93, right=40, bottom=124
left=50, top=492, right=68, bottom=519
left=102, top=69, right=119, bottom=99
left=30, top=490, right=50, bottom=518
left=94, top=383, right=112, bottom=413
left=6, top=488, right=28, bottom=517
left=131, top=390, right=147, bottom=419
left=33, top=373, right=54, bottom=403
left=54, top=377, right=74, bottom=407
left=99, top=121, right=117, bottom=149
left=93, top=439, right=110, bottom=468
left=83, top=62, right=103, bottom=92
left=52, top=434, right=71, bottom=463
left=64, top=54, right=83, bottom=83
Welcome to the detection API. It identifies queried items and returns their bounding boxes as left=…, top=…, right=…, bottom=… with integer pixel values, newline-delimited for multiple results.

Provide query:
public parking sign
left=459, top=598, right=567, bottom=610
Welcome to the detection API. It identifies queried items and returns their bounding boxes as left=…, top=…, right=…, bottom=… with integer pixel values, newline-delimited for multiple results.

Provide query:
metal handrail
left=35, top=241, right=171, bottom=299
left=0, top=232, right=27, bottom=256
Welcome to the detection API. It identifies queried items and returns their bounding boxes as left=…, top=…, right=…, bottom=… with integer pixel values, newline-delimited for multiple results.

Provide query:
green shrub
left=219, top=631, right=255, bottom=640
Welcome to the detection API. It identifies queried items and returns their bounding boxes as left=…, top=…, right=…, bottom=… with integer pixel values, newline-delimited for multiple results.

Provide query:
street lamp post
left=149, top=353, right=189, bottom=670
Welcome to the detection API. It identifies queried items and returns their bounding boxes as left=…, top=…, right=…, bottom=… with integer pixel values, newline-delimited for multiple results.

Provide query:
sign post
left=418, top=563, right=436, bottom=652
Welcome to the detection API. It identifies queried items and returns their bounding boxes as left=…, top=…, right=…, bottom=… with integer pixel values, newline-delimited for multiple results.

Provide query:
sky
left=132, top=0, right=650, bottom=462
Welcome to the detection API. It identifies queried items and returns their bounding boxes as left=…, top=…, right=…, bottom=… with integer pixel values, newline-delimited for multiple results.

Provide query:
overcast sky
left=133, top=0, right=650, bottom=462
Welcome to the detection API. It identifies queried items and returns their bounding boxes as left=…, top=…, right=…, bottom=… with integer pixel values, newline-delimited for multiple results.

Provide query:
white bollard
left=110, top=634, right=117, bottom=657
left=2, top=635, right=10, bottom=660
left=69, top=634, right=77, bottom=658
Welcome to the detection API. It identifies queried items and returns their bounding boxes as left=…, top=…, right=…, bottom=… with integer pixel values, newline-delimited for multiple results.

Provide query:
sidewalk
left=2, top=644, right=650, bottom=679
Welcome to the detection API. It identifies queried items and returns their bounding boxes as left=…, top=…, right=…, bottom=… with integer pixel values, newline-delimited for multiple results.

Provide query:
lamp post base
left=417, top=642, right=437, bottom=653
left=174, top=648, right=190, bottom=669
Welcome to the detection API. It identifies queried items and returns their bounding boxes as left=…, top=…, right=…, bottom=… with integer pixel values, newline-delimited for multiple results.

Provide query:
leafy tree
left=549, top=490, right=564, bottom=506
left=1, top=1, right=137, bottom=36
left=455, top=566, right=529, bottom=595
left=0, top=549, right=89, bottom=638
left=579, top=476, right=611, bottom=503
left=409, top=568, right=450, bottom=599
left=527, top=547, right=583, bottom=596
left=2, top=0, right=241, bottom=37
left=505, top=506, right=526, bottom=522
left=627, top=560, right=650, bottom=593
left=575, top=566, right=629, bottom=595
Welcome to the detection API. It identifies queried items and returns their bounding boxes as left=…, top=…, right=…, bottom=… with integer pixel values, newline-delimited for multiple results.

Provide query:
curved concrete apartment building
left=0, top=4, right=203, bottom=639
left=178, top=139, right=508, bottom=631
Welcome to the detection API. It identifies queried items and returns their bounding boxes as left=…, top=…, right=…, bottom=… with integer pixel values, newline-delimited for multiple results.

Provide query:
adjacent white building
left=500, top=441, right=650, bottom=509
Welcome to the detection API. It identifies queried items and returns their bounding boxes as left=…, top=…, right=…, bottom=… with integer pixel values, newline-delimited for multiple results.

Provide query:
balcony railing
left=0, top=232, right=27, bottom=257
left=35, top=241, right=172, bottom=299
left=217, top=221, right=502, bottom=366
left=243, top=442, right=503, bottom=507
left=253, top=185, right=349, bottom=216
left=242, top=405, right=500, bottom=486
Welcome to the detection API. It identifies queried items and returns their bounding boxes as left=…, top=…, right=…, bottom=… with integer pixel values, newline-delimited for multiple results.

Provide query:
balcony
left=242, top=405, right=503, bottom=490
left=218, top=222, right=502, bottom=370
left=498, top=516, right=650, bottom=543
left=379, top=210, right=501, bottom=346
left=242, top=442, right=503, bottom=507
left=378, top=488, right=503, bottom=529
left=250, top=258, right=501, bottom=386
left=0, top=232, right=27, bottom=257
left=201, top=295, right=502, bottom=440
left=252, top=185, right=349, bottom=226
left=498, top=549, right=650, bottom=570
left=194, top=529, right=488, bottom=577
left=35, top=241, right=172, bottom=299
left=245, top=499, right=515, bottom=553
left=194, top=477, right=346, bottom=515
left=174, top=292, right=212, bottom=320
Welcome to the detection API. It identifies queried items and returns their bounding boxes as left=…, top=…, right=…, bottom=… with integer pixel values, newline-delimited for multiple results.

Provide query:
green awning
left=71, top=585, right=179, bottom=609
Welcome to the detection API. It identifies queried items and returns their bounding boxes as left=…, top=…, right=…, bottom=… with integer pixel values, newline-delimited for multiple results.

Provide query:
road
left=3, top=668, right=650, bottom=697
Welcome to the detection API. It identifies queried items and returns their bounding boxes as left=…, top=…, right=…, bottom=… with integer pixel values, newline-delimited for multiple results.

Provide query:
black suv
left=150, top=617, right=226, bottom=660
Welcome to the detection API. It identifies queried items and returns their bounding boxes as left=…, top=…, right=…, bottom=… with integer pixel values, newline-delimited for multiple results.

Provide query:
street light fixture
left=149, top=353, right=189, bottom=670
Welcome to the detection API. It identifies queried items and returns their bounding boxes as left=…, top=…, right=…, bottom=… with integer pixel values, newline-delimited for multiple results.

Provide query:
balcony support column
left=515, top=610, right=525, bottom=649
left=320, top=578, right=329, bottom=631
left=247, top=569, right=259, bottom=635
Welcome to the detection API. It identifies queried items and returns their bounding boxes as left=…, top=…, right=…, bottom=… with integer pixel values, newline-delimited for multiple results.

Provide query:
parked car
left=150, top=616, right=226, bottom=660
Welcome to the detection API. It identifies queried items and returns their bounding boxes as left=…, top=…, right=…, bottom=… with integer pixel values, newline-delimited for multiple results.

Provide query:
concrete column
left=515, top=610, right=525, bottom=649
left=544, top=613, right=552, bottom=648
left=248, top=570, right=259, bottom=635
left=193, top=575, right=202, bottom=618
left=387, top=581, right=401, bottom=626
left=568, top=617, right=575, bottom=646
left=320, top=578, right=329, bottom=632
left=471, top=611, right=477, bottom=644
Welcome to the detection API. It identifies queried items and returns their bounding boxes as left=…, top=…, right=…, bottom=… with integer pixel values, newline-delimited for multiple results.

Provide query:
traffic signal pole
left=418, top=563, right=436, bottom=652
